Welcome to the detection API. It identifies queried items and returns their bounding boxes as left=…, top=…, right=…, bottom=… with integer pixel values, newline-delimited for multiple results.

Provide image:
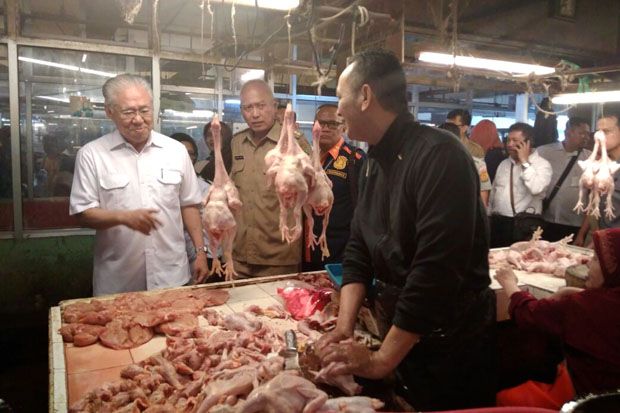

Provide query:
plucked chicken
left=265, top=103, right=316, bottom=243
left=574, top=130, right=620, bottom=219
left=303, top=121, right=334, bottom=260
left=202, top=115, right=243, bottom=281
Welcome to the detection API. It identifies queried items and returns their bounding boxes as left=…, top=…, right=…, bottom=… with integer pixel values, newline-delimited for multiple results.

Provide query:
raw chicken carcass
left=303, top=121, right=334, bottom=260
left=202, top=115, right=242, bottom=281
left=317, top=396, right=384, bottom=413
left=574, top=130, right=620, bottom=219
left=238, top=371, right=328, bottom=413
left=265, top=103, right=316, bottom=243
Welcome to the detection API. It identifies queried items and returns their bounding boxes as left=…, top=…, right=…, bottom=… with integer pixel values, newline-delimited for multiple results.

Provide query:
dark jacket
left=343, top=112, right=491, bottom=335
left=342, top=112, right=496, bottom=410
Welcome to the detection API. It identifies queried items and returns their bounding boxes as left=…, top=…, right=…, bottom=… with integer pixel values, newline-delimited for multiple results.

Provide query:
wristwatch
left=521, top=162, right=531, bottom=169
left=197, top=245, right=208, bottom=254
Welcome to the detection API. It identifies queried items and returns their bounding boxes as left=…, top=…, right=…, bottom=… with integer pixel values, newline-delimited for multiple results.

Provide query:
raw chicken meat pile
left=265, top=104, right=334, bottom=259
left=202, top=115, right=243, bottom=281
left=488, top=229, right=591, bottom=277
left=60, top=288, right=230, bottom=350
left=574, top=130, right=620, bottom=219
left=67, top=282, right=384, bottom=412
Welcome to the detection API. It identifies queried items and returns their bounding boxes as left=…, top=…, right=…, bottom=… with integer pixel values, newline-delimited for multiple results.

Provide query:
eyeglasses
left=117, top=106, right=153, bottom=120
left=240, top=102, right=271, bottom=113
left=317, top=120, right=342, bottom=130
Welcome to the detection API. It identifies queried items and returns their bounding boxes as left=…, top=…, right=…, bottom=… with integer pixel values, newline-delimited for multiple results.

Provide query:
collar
left=107, top=129, right=161, bottom=151
left=367, top=112, right=416, bottom=164
left=241, top=121, right=280, bottom=146
left=321, top=137, right=345, bottom=163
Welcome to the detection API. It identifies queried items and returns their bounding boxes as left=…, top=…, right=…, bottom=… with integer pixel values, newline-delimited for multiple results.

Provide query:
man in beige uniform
left=231, top=79, right=311, bottom=277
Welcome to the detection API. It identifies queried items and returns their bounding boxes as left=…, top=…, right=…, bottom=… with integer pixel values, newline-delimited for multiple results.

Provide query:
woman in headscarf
left=495, top=228, right=620, bottom=396
left=470, top=119, right=506, bottom=183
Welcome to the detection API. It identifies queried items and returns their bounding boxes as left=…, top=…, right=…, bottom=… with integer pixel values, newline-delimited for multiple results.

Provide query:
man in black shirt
left=316, top=49, right=496, bottom=411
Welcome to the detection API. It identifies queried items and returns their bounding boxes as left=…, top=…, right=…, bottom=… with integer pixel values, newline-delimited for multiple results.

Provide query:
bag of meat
left=277, top=283, right=333, bottom=320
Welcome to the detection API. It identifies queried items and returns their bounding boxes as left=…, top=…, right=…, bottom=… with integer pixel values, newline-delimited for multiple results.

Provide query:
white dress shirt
left=70, top=130, right=202, bottom=296
left=537, top=142, right=591, bottom=227
left=490, top=151, right=552, bottom=217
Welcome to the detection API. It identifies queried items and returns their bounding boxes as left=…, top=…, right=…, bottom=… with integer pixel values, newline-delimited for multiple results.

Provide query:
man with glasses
left=70, top=74, right=208, bottom=296
left=230, top=79, right=311, bottom=278
left=303, top=104, right=366, bottom=271
left=447, top=109, right=485, bottom=158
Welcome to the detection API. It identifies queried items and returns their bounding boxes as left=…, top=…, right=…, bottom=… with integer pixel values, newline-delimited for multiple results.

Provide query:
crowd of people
left=66, top=49, right=620, bottom=411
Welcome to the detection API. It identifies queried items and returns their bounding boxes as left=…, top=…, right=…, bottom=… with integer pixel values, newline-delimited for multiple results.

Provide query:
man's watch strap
left=197, top=246, right=208, bottom=254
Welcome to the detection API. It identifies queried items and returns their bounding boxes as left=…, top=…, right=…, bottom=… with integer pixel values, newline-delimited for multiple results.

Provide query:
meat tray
left=49, top=271, right=318, bottom=413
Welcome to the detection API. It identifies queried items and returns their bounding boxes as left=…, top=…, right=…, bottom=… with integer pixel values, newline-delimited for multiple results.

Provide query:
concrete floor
left=0, top=312, right=48, bottom=412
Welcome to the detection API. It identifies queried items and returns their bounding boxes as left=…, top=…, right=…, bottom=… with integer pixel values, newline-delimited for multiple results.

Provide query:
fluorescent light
left=551, top=90, right=620, bottom=104
left=186, top=126, right=198, bottom=130
left=219, top=0, right=299, bottom=10
left=35, top=96, right=70, bottom=103
left=225, top=99, right=241, bottom=105
left=82, top=53, right=87, bottom=63
left=18, top=56, right=116, bottom=77
left=418, top=52, right=556, bottom=76
left=19, top=56, right=79, bottom=71
left=240, top=69, right=265, bottom=83
left=80, top=68, right=116, bottom=77
left=164, top=109, right=214, bottom=118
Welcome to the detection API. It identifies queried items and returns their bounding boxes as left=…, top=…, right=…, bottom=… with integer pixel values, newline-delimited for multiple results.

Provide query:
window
left=0, top=44, right=10, bottom=231
left=18, top=46, right=151, bottom=230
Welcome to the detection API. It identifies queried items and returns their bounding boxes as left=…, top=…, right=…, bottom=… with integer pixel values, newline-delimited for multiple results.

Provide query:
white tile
left=52, top=369, right=67, bottom=406
left=52, top=341, right=66, bottom=371
left=225, top=284, right=270, bottom=303
left=227, top=296, right=280, bottom=313
left=53, top=402, right=68, bottom=413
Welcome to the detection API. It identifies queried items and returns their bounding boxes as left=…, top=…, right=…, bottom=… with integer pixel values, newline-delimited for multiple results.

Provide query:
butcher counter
left=48, top=255, right=589, bottom=413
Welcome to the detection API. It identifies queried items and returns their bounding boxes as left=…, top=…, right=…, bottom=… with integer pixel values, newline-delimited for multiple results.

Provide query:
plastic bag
left=277, top=284, right=333, bottom=320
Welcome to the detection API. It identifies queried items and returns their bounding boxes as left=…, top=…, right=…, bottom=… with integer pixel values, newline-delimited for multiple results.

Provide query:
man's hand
left=494, top=266, right=520, bottom=296
left=318, top=339, right=388, bottom=380
left=121, top=209, right=161, bottom=235
left=516, top=140, right=531, bottom=164
left=193, top=253, right=209, bottom=284
left=315, top=328, right=352, bottom=356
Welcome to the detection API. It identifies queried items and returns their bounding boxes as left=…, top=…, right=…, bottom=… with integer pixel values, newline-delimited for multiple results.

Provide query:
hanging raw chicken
left=303, top=120, right=334, bottom=260
left=574, top=130, right=620, bottom=219
left=202, top=115, right=242, bottom=281
left=265, top=103, right=316, bottom=243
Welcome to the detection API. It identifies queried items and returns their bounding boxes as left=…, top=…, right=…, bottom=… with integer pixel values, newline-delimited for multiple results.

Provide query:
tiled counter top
left=49, top=273, right=305, bottom=413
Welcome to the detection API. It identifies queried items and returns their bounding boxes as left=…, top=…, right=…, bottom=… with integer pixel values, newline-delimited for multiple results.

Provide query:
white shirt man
left=489, top=123, right=552, bottom=246
left=537, top=118, right=591, bottom=241
left=70, top=75, right=208, bottom=296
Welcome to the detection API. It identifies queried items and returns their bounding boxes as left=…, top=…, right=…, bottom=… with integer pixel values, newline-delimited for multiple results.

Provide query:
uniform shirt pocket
left=155, top=169, right=182, bottom=207
left=99, top=173, right=130, bottom=210
left=231, top=158, right=246, bottom=189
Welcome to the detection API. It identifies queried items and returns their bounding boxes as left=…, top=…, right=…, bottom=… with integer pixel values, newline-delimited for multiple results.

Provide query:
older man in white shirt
left=70, top=74, right=208, bottom=296
left=489, top=122, right=552, bottom=247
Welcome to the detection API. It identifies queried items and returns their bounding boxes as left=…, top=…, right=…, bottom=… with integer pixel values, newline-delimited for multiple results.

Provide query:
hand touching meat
left=202, top=115, right=242, bottom=282
left=265, top=103, right=315, bottom=243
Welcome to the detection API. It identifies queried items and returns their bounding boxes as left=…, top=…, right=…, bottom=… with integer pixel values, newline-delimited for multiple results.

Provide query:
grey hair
left=102, top=74, right=152, bottom=106
left=239, top=79, right=274, bottom=101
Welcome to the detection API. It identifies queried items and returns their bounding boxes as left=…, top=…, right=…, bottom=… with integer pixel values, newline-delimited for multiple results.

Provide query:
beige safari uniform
left=231, top=122, right=311, bottom=275
left=461, top=137, right=485, bottom=159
